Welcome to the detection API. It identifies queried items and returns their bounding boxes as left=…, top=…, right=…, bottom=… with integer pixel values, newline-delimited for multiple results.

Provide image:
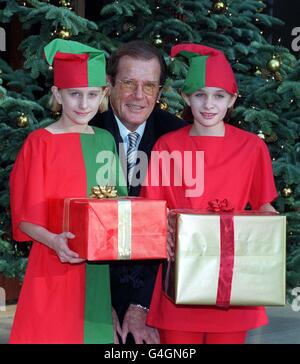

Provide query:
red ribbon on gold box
left=164, top=206, right=286, bottom=306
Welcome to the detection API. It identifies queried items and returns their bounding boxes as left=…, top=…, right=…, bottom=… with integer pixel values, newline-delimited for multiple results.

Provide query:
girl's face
left=183, top=87, right=237, bottom=131
left=52, top=86, right=107, bottom=127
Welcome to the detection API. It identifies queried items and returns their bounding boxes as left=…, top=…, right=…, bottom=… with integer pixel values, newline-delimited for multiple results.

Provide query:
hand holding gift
left=51, top=231, right=85, bottom=264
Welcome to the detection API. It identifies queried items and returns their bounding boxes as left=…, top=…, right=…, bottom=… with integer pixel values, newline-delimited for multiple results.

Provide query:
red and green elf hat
left=44, top=39, right=106, bottom=88
left=171, top=43, right=238, bottom=95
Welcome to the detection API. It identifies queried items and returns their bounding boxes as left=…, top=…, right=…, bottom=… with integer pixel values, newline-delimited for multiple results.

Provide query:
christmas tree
left=0, top=0, right=299, bottom=296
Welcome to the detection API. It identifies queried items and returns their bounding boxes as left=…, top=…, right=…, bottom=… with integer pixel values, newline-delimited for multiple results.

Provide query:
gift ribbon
left=208, top=198, right=234, bottom=212
left=63, top=198, right=132, bottom=260
left=216, top=214, right=235, bottom=307
left=117, top=200, right=132, bottom=260
left=207, top=199, right=235, bottom=307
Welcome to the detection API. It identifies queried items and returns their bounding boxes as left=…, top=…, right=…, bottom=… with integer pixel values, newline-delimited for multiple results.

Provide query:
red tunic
left=9, top=128, right=125, bottom=343
left=141, top=124, right=278, bottom=332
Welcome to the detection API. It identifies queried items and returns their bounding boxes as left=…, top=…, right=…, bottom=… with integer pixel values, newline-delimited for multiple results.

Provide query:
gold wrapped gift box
left=164, top=210, right=286, bottom=306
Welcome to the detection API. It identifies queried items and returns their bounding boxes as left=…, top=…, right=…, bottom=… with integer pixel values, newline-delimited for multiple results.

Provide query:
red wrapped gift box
left=48, top=197, right=167, bottom=261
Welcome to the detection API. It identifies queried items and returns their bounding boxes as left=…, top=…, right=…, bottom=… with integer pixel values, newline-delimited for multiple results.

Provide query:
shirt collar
left=114, top=114, right=146, bottom=141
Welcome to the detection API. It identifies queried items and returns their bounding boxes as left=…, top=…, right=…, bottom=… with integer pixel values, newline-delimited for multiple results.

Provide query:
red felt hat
left=171, top=43, right=238, bottom=95
left=44, top=39, right=106, bottom=88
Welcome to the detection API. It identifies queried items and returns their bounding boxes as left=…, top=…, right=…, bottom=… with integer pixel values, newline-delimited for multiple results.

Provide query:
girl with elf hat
left=141, top=43, right=278, bottom=344
left=9, top=39, right=126, bottom=343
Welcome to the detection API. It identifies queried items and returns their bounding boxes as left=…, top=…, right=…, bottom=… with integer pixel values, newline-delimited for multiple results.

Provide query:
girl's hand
left=51, top=232, right=85, bottom=264
left=19, top=222, right=85, bottom=264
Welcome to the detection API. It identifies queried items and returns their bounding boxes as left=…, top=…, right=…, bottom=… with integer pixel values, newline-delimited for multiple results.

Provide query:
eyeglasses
left=117, top=79, right=162, bottom=96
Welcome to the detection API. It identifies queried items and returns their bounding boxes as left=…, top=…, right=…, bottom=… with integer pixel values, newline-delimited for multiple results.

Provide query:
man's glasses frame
left=117, top=79, right=162, bottom=96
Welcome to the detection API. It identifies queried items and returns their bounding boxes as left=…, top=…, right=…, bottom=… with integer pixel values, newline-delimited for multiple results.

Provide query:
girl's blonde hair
left=49, top=88, right=109, bottom=114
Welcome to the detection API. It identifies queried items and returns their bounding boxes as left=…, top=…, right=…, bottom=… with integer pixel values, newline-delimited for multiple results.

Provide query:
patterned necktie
left=127, top=131, right=139, bottom=186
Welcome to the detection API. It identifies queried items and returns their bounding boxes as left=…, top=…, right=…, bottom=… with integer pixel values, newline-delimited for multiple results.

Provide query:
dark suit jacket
left=90, top=104, right=188, bottom=321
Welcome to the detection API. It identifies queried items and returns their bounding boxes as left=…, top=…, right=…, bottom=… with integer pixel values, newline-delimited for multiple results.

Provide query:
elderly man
left=90, top=40, right=187, bottom=343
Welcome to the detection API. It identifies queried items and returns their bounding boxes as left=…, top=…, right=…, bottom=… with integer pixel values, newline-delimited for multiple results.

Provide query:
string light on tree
left=255, top=66, right=262, bottom=76
left=52, top=111, right=61, bottom=119
left=282, top=187, right=292, bottom=198
left=59, top=0, right=72, bottom=9
left=154, top=0, right=160, bottom=10
left=16, top=113, right=29, bottom=128
left=257, top=130, right=265, bottom=140
left=211, top=1, right=228, bottom=14
left=17, top=0, right=28, bottom=6
left=159, top=100, right=169, bottom=110
left=56, top=27, right=72, bottom=39
left=153, top=34, right=163, bottom=47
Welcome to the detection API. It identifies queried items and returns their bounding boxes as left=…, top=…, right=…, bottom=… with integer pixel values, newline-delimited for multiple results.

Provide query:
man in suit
left=90, top=40, right=187, bottom=343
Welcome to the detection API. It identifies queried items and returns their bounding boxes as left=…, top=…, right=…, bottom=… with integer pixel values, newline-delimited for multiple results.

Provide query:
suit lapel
left=101, top=106, right=124, bottom=149
left=138, top=113, right=155, bottom=158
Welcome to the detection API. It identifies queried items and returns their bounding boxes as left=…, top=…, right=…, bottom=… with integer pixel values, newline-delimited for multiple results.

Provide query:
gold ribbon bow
left=90, top=185, right=118, bottom=199
left=90, top=185, right=131, bottom=259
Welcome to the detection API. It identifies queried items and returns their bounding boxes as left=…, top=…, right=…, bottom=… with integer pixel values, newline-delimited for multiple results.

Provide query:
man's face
left=109, top=56, right=162, bottom=131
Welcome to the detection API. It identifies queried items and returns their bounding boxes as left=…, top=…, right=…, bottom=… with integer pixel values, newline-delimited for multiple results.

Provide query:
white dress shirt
left=115, top=115, right=146, bottom=153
